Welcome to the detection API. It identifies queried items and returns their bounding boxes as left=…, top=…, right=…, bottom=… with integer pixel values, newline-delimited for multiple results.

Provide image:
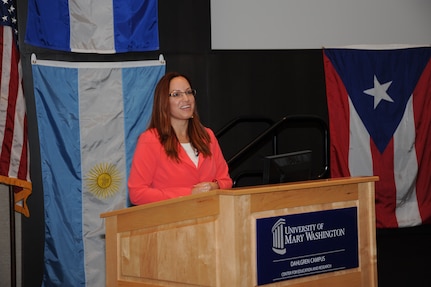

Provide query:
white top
left=181, top=143, right=199, bottom=166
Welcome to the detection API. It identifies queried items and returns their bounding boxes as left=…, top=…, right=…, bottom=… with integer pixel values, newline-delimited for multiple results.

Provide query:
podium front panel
left=101, top=176, right=378, bottom=287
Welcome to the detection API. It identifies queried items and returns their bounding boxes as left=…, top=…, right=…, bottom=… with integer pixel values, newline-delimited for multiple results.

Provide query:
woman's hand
left=192, top=181, right=219, bottom=194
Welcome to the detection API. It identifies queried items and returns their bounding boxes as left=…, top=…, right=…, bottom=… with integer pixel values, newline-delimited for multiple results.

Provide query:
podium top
left=101, top=176, right=378, bottom=218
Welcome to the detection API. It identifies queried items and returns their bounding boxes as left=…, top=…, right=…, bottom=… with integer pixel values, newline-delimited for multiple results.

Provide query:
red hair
left=148, top=72, right=211, bottom=161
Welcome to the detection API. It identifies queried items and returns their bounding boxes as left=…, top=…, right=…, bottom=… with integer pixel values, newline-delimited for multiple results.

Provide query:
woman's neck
left=172, top=120, right=189, bottom=143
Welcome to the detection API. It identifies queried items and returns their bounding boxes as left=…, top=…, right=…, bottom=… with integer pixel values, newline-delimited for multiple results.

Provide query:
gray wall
left=211, top=0, right=431, bottom=49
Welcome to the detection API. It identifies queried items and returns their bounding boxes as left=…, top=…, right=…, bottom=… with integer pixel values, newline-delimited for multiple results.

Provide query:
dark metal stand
left=9, top=185, right=16, bottom=287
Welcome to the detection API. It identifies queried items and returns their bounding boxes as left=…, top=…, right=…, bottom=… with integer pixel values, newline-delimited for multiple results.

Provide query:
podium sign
left=256, top=207, right=359, bottom=285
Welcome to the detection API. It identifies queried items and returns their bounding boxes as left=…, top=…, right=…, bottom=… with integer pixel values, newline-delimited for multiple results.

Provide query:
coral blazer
left=128, top=127, right=232, bottom=205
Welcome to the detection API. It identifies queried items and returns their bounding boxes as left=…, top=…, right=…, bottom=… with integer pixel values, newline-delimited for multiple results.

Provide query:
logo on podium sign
left=271, top=218, right=287, bottom=255
left=256, top=207, right=359, bottom=285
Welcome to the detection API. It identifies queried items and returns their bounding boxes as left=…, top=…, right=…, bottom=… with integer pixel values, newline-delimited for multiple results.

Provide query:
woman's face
left=168, top=76, right=196, bottom=123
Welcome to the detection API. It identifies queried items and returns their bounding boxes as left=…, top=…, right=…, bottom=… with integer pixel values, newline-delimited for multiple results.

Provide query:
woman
left=128, top=72, right=233, bottom=205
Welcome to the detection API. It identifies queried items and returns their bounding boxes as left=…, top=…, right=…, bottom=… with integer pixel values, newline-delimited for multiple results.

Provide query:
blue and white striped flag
left=25, top=0, right=159, bottom=53
left=31, top=55, right=165, bottom=286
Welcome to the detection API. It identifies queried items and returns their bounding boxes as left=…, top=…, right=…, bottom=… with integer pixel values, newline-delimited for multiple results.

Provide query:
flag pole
left=9, top=185, right=16, bottom=287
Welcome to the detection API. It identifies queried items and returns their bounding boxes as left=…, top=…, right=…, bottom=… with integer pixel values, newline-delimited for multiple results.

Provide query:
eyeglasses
left=169, top=89, right=197, bottom=98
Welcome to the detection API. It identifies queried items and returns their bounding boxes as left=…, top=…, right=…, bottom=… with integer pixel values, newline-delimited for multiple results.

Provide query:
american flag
left=0, top=0, right=32, bottom=216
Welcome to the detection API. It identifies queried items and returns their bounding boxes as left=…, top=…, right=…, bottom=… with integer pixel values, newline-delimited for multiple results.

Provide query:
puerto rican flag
left=323, top=46, right=431, bottom=228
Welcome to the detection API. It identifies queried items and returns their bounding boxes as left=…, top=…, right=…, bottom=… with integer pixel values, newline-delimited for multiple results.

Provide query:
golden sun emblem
left=85, top=163, right=122, bottom=199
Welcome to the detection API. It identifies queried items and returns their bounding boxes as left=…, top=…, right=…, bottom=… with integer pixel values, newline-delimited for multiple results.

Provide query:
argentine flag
left=31, top=55, right=165, bottom=286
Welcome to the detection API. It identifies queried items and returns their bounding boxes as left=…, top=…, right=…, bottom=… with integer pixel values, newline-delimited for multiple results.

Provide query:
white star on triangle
left=363, top=75, right=394, bottom=109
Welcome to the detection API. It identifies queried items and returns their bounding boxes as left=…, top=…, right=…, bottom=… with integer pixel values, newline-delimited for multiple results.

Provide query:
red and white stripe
left=0, top=25, right=31, bottom=216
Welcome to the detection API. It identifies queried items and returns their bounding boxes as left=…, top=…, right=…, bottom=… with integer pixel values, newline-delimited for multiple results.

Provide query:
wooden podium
left=100, top=176, right=378, bottom=287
